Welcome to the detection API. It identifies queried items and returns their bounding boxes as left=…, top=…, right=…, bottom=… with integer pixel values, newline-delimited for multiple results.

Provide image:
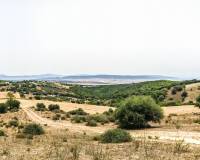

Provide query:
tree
left=6, top=99, right=20, bottom=112
left=115, top=96, right=163, bottom=129
left=36, top=103, right=46, bottom=111
left=48, top=104, right=60, bottom=111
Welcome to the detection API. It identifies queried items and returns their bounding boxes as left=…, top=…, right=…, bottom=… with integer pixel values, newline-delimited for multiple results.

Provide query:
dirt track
left=2, top=99, right=200, bottom=145
left=22, top=104, right=200, bottom=145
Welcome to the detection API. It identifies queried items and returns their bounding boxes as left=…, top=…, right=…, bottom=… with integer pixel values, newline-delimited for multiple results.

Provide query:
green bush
left=23, top=123, right=44, bottom=135
left=52, top=114, right=61, bottom=121
left=100, top=129, right=132, bottom=143
left=87, top=114, right=109, bottom=124
left=115, top=96, right=163, bottom=129
left=0, top=103, right=7, bottom=113
left=160, top=100, right=181, bottom=106
left=0, top=130, right=5, bottom=136
left=48, top=104, right=60, bottom=111
left=181, top=91, right=188, bottom=99
left=86, top=119, right=97, bottom=127
left=8, top=120, right=19, bottom=127
left=68, top=108, right=88, bottom=115
left=36, top=103, right=46, bottom=111
left=196, top=96, right=200, bottom=107
left=6, top=99, right=20, bottom=112
left=71, top=115, right=86, bottom=123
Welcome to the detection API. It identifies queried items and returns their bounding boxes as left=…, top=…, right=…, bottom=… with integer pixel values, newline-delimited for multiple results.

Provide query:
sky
left=0, top=0, right=200, bottom=78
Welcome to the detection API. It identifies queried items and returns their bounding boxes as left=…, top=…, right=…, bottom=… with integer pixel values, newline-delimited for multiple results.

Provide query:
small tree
left=181, top=91, right=188, bottom=99
left=115, top=96, right=163, bottom=129
left=6, top=99, right=20, bottom=112
left=36, top=103, right=46, bottom=111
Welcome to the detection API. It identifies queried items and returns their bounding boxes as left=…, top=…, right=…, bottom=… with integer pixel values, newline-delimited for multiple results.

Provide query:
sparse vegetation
left=68, top=108, right=88, bottom=115
left=23, top=123, right=44, bottom=135
left=100, top=128, right=132, bottom=143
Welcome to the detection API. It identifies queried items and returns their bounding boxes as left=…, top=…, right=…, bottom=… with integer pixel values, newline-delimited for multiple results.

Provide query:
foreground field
left=1, top=97, right=200, bottom=159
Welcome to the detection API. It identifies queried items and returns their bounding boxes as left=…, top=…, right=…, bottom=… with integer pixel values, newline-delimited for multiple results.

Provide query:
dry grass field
left=1, top=91, right=200, bottom=159
left=185, top=83, right=200, bottom=103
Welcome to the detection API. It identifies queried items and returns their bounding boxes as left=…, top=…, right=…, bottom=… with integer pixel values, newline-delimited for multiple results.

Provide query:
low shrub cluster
left=100, top=129, right=132, bottom=143
left=68, top=108, right=88, bottom=115
left=0, top=99, right=20, bottom=113
left=69, top=108, right=115, bottom=127
left=23, top=123, right=44, bottom=136
left=36, top=103, right=46, bottom=111
left=48, top=104, right=60, bottom=112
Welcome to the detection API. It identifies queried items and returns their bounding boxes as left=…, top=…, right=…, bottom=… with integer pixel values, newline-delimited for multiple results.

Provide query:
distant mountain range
left=0, top=74, right=180, bottom=85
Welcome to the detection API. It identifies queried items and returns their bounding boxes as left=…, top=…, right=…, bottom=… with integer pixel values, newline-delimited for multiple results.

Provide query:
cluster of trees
left=70, top=80, right=178, bottom=106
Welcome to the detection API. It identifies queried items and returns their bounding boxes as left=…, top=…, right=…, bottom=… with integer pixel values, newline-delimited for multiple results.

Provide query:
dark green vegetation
left=115, top=96, right=163, bottom=129
left=100, top=128, right=132, bottom=143
left=0, top=79, right=199, bottom=106
left=70, top=80, right=178, bottom=106
left=23, top=123, right=44, bottom=136
left=36, top=103, right=46, bottom=111
left=69, top=108, right=115, bottom=126
left=6, top=99, right=20, bottom=112
left=0, top=130, right=5, bottom=136
left=196, top=96, right=200, bottom=107
left=48, top=104, right=60, bottom=111
left=0, top=99, right=20, bottom=113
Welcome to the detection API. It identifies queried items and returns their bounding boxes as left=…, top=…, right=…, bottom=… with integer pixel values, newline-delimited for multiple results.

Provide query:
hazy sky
left=0, top=0, right=200, bottom=78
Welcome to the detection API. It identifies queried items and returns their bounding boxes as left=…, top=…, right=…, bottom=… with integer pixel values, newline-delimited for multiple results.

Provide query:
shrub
left=0, top=103, right=7, bottom=113
left=6, top=99, right=20, bottom=112
left=86, top=119, right=97, bottom=127
left=35, top=95, right=41, bottom=100
left=36, top=103, right=46, bottom=111
left=68, top=108, right=88, bottom=115
left=181, top=91, right=188, bottom=99
left=196, top=96, right=200, bottom=107
left=71, top=115, right=86, bottom=123
left=0, top=130, right=5, bottom=136
left=8, top=120, right=19, bottom=127
left=87, top=114, right=109, bottom=124
left=100, top=129, right=132, bottom=143
left=158, top=95, right=165, bottom=102
left=52, top=114, right=61, bottom=121
left=115, top=96, right=163, bottom=129
left=48, top=104, right=60, bottom=111
left=23, top=123, right=44, bottom=135
left=160, top=100, right=181, bottom=106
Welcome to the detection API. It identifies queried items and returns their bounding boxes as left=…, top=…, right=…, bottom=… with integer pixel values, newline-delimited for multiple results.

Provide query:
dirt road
left=2, top=99, right=200, bottom=145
